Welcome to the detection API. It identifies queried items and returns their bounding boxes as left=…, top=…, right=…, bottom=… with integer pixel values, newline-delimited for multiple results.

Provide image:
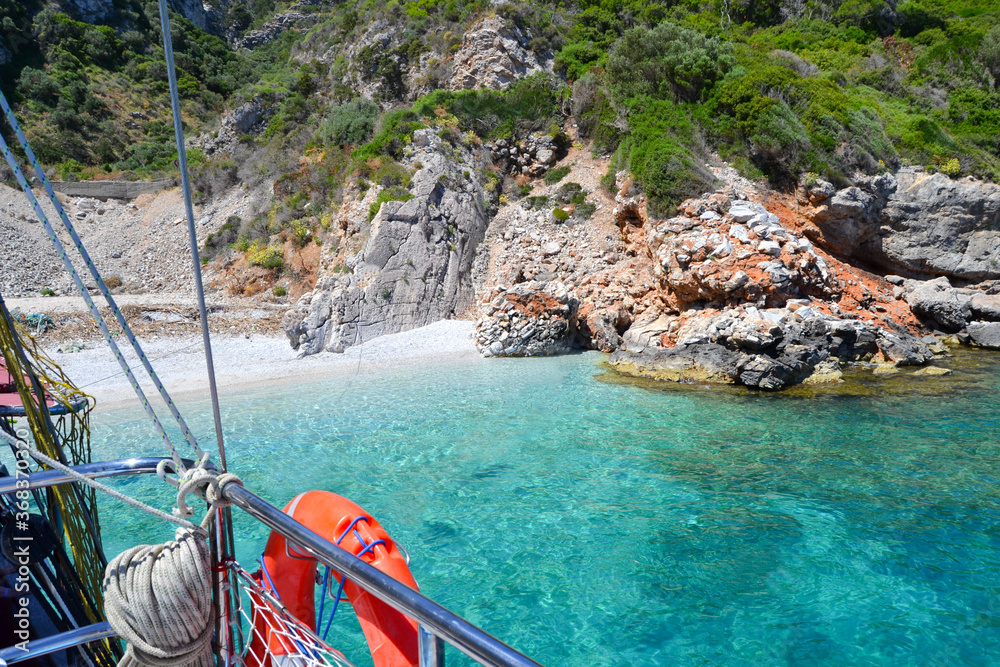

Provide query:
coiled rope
left=2, top=427, right=243, bottom=666
left=102, top=463, right=243, bottom=667
left=104, top=529, right=213, bottom=667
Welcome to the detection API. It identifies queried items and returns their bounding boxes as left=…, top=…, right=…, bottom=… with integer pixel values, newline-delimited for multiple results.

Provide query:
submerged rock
left=912, top=366, right=952, bottom=376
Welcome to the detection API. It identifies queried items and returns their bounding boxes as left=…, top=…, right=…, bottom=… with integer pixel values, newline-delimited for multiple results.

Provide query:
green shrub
left=555, top=182, right=587, bottom=205
left=544, top=165, right=571, bottom=185
left=574, top=202, right=597, bottom=219
left=607, top=23, right=736, bottom=103
left=273, top=284, right=288, bottom=297
left=555, top=41, right=605, bottom=81
left=981, top=25, right=1000, bottom=81
left=368, top=186, right=415, bottom=221
left=319, top=98, right=380, bottom=147
left=16, top=67, right=60, bottom=106
left=938, top=157, right=961, bottom=176
left=748, top=101, right=814, bottom=177
left=247, top=241, right=284, bottom=269
left=552, top=208, right=570, bottom=222
left=846, top=106, right=899, bottom=171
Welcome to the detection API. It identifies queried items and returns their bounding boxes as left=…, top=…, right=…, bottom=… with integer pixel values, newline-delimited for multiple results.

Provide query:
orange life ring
left=246, top=490, right=419, bottom=667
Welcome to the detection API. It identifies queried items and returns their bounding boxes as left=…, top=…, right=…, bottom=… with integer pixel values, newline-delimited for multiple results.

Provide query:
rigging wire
left=155, top=0, right=228, bottom=473
left=0, top=126, right=195, bottom=473
left=1, top=92, right=207, bottom=463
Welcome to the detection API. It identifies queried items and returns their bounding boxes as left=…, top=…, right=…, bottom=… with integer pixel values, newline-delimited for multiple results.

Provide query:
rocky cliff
left=282, top=128, right=492, bottom=355
left=799, top=169, right=1000, bottom=281
left=282, top=124, right=1000, bottom=389
left=60, top=0, right=213, bottom=30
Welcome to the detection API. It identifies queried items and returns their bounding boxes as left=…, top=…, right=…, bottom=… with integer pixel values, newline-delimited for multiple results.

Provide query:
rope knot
left=167, top=465, right=244, bottom=530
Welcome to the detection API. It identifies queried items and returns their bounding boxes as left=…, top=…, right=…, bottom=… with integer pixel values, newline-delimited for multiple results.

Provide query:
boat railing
left=0, top=457, right=541, bottom=667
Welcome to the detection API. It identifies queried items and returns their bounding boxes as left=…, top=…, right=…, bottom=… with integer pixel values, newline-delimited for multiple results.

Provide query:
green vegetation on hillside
left=2, top=0, right=998, bottom=229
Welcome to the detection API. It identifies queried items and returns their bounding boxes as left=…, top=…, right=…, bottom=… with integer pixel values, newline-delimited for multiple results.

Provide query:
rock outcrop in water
left=473, top=160, right=944, bottom=389
left=902, top=276, right=1000, bottom=349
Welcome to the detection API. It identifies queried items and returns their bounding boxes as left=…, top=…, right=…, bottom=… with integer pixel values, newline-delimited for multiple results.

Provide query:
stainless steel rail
left=0, top=458, right=543, bottom=667
left=0, top=622, right=115, bottom=665
left=0, top=457, right=210, bottom=495
left=224, top=484, right=542, bottom=667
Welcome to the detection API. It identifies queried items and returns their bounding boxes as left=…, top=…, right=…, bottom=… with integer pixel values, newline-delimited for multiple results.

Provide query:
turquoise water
left=86, top=352, right=1000, bottom=666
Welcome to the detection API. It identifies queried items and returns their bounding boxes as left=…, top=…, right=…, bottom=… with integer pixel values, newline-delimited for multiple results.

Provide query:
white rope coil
left=103, top=528, right=214, bottom=667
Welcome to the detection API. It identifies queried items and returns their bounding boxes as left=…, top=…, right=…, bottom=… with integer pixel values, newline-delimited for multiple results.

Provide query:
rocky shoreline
left=283, top=125, right=1000, bottom=390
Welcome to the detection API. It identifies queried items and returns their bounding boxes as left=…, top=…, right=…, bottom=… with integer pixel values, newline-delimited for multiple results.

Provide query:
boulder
left=903, top=277, right=972, bottom=331
left=967, top=321, right=1000, bottom=349
left=806, top=169, right=1000, bottom=281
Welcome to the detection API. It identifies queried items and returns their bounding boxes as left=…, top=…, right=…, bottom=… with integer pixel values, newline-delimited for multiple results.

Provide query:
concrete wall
left=50, top=179, right=176, bottom=200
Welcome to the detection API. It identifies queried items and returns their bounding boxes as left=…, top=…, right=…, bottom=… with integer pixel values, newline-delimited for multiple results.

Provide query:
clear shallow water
left=85, top=352, right=1000, bottom=666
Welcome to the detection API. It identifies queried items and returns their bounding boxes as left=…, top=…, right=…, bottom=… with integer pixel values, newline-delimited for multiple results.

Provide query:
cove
left=90, top=351, right=1000, bottom=666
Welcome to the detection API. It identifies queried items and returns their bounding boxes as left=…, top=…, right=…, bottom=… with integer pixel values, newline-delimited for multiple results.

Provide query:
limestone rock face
left=804, top=169, right=1000, bottom=281
left=474, top=282, right=575, bottom=356
left=449, top=16, right=553, bottom=91
left=198, top=98, right=271, bottom=155
left=170, top=0, right=210, bottom=31
left=647, top=197, right=837, bottom=310
left=60, top=0, right=115, bottom=22
left=283, top=129, right=491, bottom=355
left=60, top=0, right=212, bottom=30
left=234, top=11, right=318, bottom=49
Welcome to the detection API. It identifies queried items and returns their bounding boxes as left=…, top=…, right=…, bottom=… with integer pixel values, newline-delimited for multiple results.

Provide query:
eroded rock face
left=803, top=169, right=1000, bottom=281
left=61, top=0, right=215, bottom=31
left=61, top=0, right=115, bottom=22
left=449, top=16, right=553, bottom=91
left=647, top=197, right=838, bottom=311
left=283, top=129, right=490, bottom=355
left=198, top=98, right=270, bottom=155
left=234, top=11, right=317, bottom=49
left=474, top=282, right=575, bottom=356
